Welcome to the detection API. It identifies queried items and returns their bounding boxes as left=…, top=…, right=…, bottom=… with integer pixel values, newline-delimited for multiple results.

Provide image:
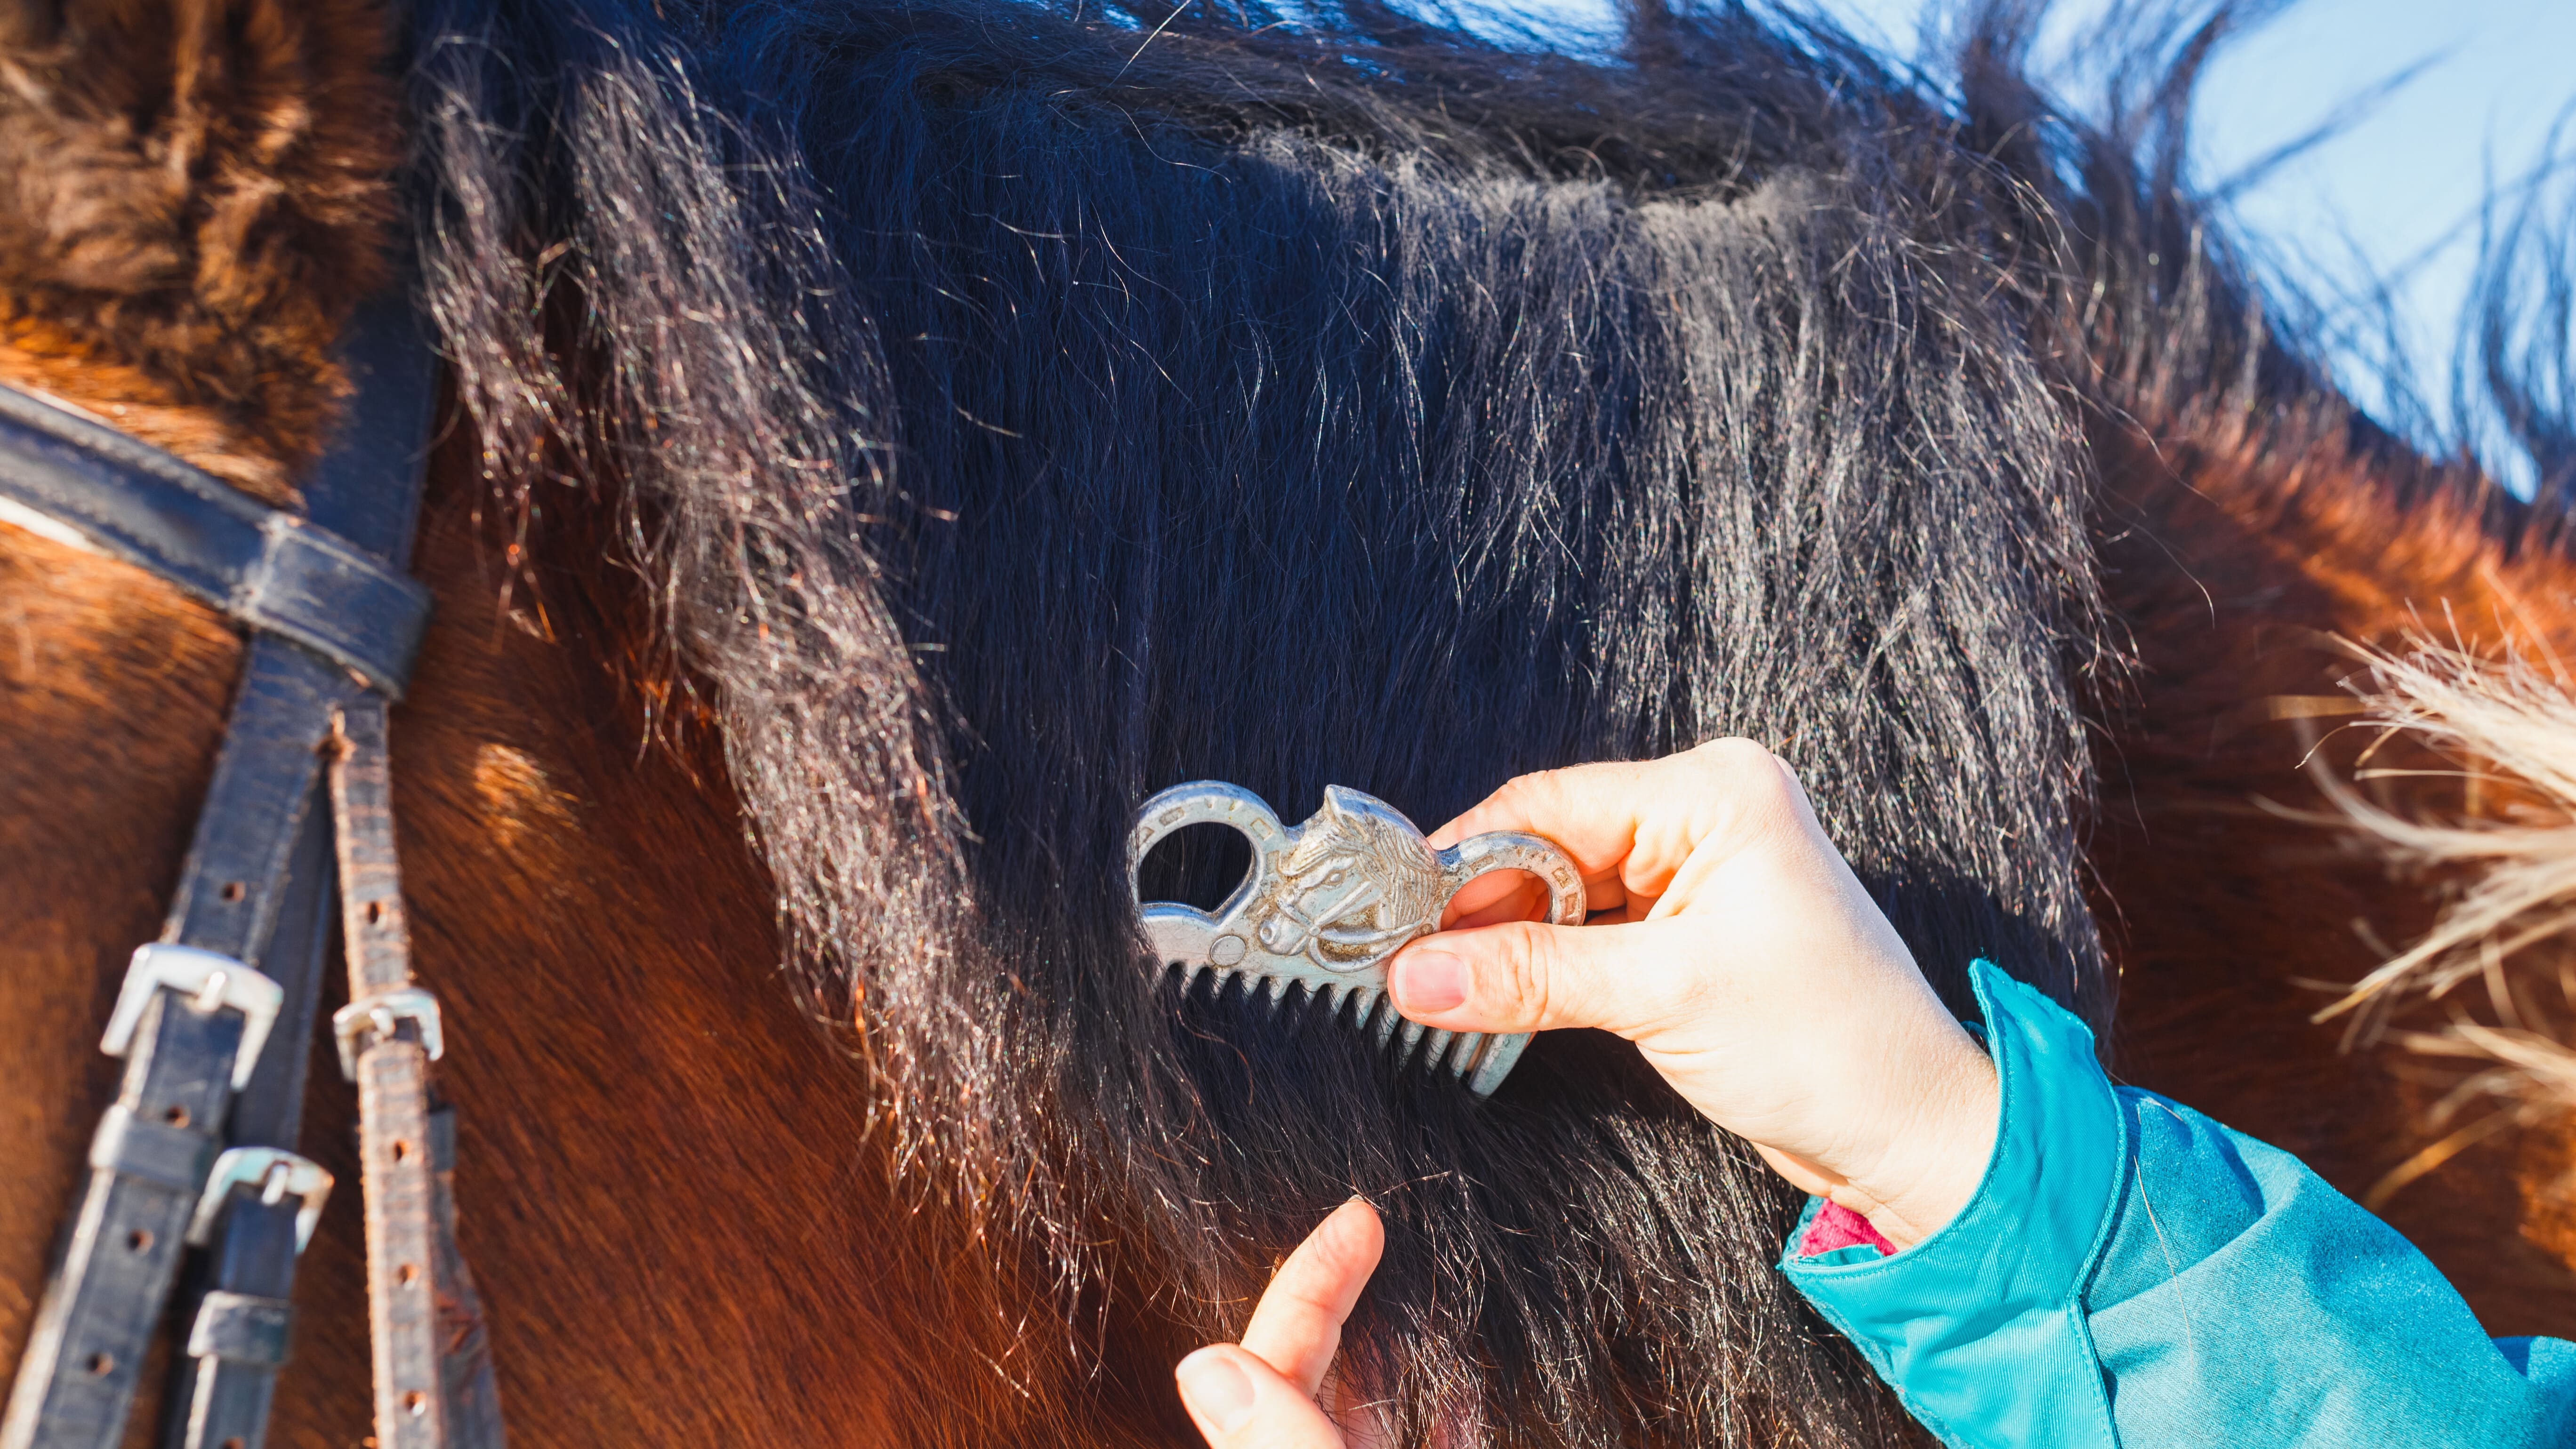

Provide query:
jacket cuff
left=1776, top=961, right=2125, bottom=1449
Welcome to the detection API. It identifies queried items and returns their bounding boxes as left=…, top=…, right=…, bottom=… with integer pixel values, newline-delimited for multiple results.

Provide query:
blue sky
left=1481, top=0, right=2576, bottom=486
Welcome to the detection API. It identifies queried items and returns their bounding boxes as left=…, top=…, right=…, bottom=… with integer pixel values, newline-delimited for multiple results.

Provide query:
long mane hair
left=397, top=0, right=2525, bottom=1441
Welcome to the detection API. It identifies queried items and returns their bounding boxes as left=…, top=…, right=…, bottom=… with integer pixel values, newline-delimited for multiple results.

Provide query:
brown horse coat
left=0, top=1, right=2570, bottom=1445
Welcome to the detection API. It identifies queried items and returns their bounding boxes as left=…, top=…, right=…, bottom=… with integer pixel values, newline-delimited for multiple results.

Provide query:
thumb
left=1385, top=919, right=1671, bottom=1038
left=1176, top=1345, right=1350, bottom=1449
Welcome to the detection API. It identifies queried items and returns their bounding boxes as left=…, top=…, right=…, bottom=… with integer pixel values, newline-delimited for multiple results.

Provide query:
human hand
left=1392, top=740, right=1999, bottom=1247
left=1174, top=1198, right=1386, bottom=1449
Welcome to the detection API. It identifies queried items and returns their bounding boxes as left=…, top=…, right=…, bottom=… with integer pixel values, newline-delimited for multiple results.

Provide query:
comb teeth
left=1131, top=780, right=1563, bottom=1096
left=1165, top=960, right=1503, bottom=1087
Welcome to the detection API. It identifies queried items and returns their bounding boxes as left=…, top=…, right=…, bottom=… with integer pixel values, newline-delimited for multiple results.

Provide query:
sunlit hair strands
left=394, top=1, right=2340, bottom=1442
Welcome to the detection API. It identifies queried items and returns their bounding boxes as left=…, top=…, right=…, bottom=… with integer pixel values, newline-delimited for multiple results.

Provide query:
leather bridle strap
left=0, top=288, right=498, bottom=1449
left=0, top=439, right=389, bottom=1449
left=154, top=283, right=443, bottom=1449
left=157, top=637, right=366, bottom=1449
left=0, top=382, right=429, bottom=697
left=329, top=697, right=500, bottom=1448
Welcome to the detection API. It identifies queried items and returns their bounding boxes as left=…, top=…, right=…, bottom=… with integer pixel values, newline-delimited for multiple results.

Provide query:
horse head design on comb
left=1129, top=782, right=1585, bottom=1095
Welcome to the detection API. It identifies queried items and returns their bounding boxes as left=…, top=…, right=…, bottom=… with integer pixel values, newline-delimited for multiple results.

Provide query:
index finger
left=1426, top=741, right=1799, bottom=905
left=1238, top=1198, right=1385, bottom=1399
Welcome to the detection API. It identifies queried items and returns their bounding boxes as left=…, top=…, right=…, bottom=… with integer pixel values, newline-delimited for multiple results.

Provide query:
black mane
left=399, top=1, right=2445, bottom=1441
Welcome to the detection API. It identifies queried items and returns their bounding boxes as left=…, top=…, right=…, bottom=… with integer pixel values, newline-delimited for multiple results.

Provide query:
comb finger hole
left=1440, top=867, right=1549, bottom=929
left=1135, top=821, right=1256, bottom=915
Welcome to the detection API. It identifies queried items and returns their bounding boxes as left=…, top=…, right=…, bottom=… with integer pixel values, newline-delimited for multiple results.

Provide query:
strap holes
left=365, top=901, right=384, bottom=926
left=403, top=1391, right=428, bottom=1417
left=219, top=881, right=245, bottom=903
left=162, top=1105, right=190, bottom=1128
left=398, top=1262, right=420, bottom=1286
left=126, top=1229, right=153, bottom=1253
left=222, top=1438, right=245, bottom=1449
left=389, top=1139, right=411, bottom=1164
left=86, top=1353, right=113, bottom=1376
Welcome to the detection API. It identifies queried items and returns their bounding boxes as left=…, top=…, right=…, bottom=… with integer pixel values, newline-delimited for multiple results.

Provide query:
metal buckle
left=186, top=1147, right=333, bottom=1254
left=101, top=944, right=285, bottom=1092
left=331, top=986, right=443, bottom=1082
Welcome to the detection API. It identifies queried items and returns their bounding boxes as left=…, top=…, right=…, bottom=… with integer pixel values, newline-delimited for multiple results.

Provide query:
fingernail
left=1175, top=1348, right=1256, bottom=1432
left=1393, top=950, right=1467, bottom=1012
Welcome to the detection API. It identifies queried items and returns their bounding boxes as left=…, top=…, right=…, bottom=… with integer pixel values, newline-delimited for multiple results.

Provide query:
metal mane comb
left=1128, top=781, right=1585, bottom=1095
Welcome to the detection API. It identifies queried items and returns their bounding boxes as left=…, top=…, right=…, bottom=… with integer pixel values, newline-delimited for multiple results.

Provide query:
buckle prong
left=187, top=1148, right=332, bottom=1254
left=102, top=945, right=285, bottom=1092
left=331, top=986, right=443, bottom=1081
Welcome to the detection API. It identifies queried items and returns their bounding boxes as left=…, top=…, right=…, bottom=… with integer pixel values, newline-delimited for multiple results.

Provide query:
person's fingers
left=1174, top=1201, right=1384, bottom=1449
left=1238, top=1198, right=1384, bottom=1398
left=1426, top=762, right=1655, bottom=893
left=1424, top=740, right=1796, bottom=905
left=1385, top=918, right=1679, bottom=1036
left=1438, top=869, right=1549, bottom=929
left=1442, top=863, right=1628, bottom=925
left=1175, top=1345, right=1350, bottom=1449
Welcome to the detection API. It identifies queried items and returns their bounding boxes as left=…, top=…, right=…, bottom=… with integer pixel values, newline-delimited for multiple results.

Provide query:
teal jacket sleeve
left=1778, top=960, right=2576, bottom=1448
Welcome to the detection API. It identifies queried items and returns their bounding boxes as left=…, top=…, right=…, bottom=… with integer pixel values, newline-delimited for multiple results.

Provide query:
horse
left=0, top=0, right=2568, bottom=1445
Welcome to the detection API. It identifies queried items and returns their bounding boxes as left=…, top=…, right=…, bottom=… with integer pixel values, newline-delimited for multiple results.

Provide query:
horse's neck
left=0, top=0, right=402, bottom=1403
left=0, top=416, right=1169, bottom=1446
left=2093, top=407, right=2576, bottom=1327
left=0, top=2, right=1103, bottom=1434
left=377, top=456, right=1209, bottom=1442
left=0, top=518, right=247, bottom=1405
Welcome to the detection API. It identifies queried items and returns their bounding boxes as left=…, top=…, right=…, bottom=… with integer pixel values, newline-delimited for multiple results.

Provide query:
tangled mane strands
left=2311, top=642, right=2576, bottom=1204
left=2001, top=0, right=2367, bottom=464
left=395, top=0, right=2221, bottom=1442
left=405, top=0, right=973, bottom=1038
left=2311, top=98, right=2576, bottom=1197
left=2470, top=103, right=2576, bottom=529
left=2039, top=3, right=2576, bottom=540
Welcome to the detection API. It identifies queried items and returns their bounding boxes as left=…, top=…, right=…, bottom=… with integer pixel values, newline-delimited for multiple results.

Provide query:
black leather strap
left=0, top=286, right=444, bottom=1449
left=301, top=285, right=440, bottom=568
left=171, top=1197, right=303, bottom=1449
left=0, top=995, right=245, bottom=1449
left=0, top=383, right=428, bottom=696
left=157, top=773, right=341, bottom=1449
left=2, top=599, right=363, bottom=1449
left=224, top=782, right=340, bottom=1161
left=426, top=1109, right=504, bottom=1446
left=163, top=639, right=365, bottom=961
left=166, top=291, right=446, bottom=1449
